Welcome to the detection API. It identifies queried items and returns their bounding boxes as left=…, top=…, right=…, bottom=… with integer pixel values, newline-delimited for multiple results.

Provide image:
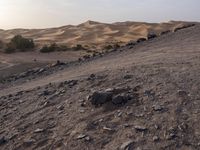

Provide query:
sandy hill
left=0, top=20, right=193, bottom=48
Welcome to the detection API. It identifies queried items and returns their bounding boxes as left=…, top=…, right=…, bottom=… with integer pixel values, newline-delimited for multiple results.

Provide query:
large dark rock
left=112, top=94, right=130, bottom=105
left=89, top=91, right=113, bottom=106
left=147, top=33, right=157, bottom=40
left=0, top=137, right=7, bottom=145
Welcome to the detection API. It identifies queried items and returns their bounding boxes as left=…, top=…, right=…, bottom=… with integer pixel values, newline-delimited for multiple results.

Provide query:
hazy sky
left=0, top=0, right=199, bottom=29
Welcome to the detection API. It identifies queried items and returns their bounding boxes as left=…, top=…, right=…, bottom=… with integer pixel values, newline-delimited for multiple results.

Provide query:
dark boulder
left=0, top=137, right=7, bottom=145
left=147, top=33, right=157, bottom=40
left=112, top=94, right=131, bottom=105
left=89, top=91, right=113, bottom=106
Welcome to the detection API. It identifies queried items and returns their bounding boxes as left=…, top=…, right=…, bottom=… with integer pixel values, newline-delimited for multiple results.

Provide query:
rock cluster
left=88, top=87, right=134, bottom=106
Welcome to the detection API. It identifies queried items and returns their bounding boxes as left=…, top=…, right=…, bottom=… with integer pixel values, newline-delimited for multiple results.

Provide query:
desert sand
left=0, top=21, right=192, bottom=48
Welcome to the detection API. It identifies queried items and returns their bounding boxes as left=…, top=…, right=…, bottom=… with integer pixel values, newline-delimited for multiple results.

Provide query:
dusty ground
left=0, top=23, right=200, bottom=150
left=0, top=51, right=86, bottom=80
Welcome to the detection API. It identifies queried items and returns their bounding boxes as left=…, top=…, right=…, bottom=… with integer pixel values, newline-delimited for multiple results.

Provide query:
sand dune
left=0, top=20, right=193, bottom=48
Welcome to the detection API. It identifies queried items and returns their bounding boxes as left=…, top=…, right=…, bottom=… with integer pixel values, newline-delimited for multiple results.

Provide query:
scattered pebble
left=134, top=125, right=148, bottom=132
left=34, top=128, right=44, bottom=133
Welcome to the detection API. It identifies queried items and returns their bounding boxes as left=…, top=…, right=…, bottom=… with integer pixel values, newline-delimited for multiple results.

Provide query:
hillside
left=0, top=23, right=200, bottom=150
left=0, top=21, right=193, bottom=49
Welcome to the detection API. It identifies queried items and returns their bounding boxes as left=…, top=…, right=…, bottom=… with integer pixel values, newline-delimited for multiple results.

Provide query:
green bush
left=73, top=44, right=85, bottom=51
left=40, top=43, right=58, bottom=53
left=6, top=35, right=35, bottom=52
left=113, top=43, right=120, bottom=49
left=40, top=43, right=71, bottom=53
left=104, top=45, right=113, bottom=50
left=57, top=45, right=70, bottom=51
left=4, top=42, right=16, bottom=53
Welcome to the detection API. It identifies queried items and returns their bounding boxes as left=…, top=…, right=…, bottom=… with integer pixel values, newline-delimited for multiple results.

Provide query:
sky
left=0, top=0, right=199, bottom=29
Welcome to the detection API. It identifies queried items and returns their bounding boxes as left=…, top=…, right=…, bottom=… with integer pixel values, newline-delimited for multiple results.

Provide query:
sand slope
left=0, top=20, right=192, bottom=48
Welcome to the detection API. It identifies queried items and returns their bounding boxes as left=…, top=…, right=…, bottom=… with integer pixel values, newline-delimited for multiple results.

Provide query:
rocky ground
left=0, top=24, right=200, bottom=150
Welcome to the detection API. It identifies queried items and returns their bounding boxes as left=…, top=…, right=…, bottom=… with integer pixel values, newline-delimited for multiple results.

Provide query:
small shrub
left=4, top=42, right=16, bottom=53
left=6, top=35, right=35, bottom=52
left=40, top=43, right=71, bottom=53
left=49, top=43, right=57, bottom=52
left=104, top=45, right=113, bottom=50
left=57, top=45, right=69, bottom=51
left=113, top=43, right=120, bottom=49
left=73, top=44, right=85, bottom=51
left=40, top=43, right=59, bottom=53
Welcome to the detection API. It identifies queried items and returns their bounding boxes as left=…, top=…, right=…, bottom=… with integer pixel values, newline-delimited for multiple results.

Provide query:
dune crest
left=0, top=21, right=191, bottom=48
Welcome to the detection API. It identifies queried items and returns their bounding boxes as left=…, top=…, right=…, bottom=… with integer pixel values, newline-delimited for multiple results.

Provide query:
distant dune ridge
left=0, top=20, right=193, bottom=49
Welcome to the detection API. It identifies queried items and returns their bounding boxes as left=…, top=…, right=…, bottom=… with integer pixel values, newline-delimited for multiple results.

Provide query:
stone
left=39, top=90, right=50, bottom=96
left=152, top=104, right=163, bottom=111
left=84, top=136, right=91, bottom=141
left=177, top=90, right=187, bottom=96
left=51, top=60, right=65, bottom=67
left=77, top=134, right=87, bottom=139
left=38, top=68, right=46, bottom=73
left=112, top=94, right=130, bottom=105
left=83, top=55, right=90, bottom=60
left=0, top=137, right=7, bottom=145
left=87, top=74, right=96, bottom=80
left=57, top=105, right=64, bottom=110
left=34, top=128, right=44, bottom=133
left=103, top=126, right=114, bottom=131
left=105, top=87, right=131, bottom=94
left=77, top=134, right=91, bottom=142
left=120, top=140, right=134, bottom=150
left=79, top=109, right=85, bottom=113
left=23, top=139, right=35, bottom=146
left=166, top=133, right=176, bottom=140
left=147, top=33, right=157, bottom=39
left=65, top=80, right=78, bottom=87
left=134, top=125, right=148, bottom=132
left=153, top=136, right=159, bottom=142
left=89, top=91, right=113, bottom=106
left=123, top=75, right=133, bottom=79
